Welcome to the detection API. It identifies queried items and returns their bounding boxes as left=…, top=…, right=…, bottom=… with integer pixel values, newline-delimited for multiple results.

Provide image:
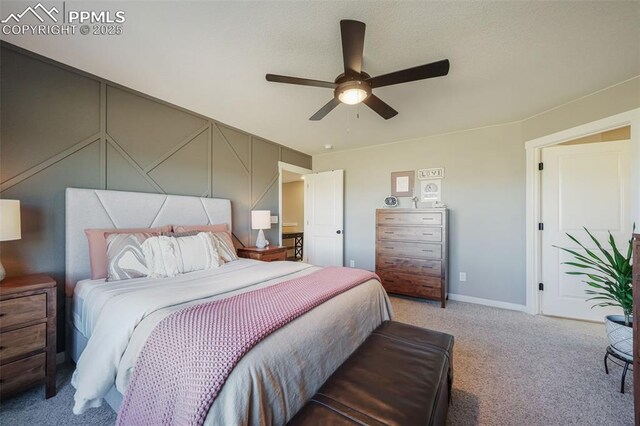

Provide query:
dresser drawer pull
left=384, top=231, right=395, bottom=234
left=384, top=247, right=394, bottom=249
left=422, top=249, right=433, bottom=252
left=422, top=218, right=434, bottom=221
left=0, top=313, right=5, bottom=317
left=422, top=232, right=434, bottom=236
left=383, top=217, right=396, bottom=221
left=0, top=346, right=4, bottom=350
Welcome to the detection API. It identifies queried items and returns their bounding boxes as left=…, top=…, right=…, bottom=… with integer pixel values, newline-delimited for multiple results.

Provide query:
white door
left=541, top=140, right=631, bottom=321
left=304, top=170, right=344, bottom=266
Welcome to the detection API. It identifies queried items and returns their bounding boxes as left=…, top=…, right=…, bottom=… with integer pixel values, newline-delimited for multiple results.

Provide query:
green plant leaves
left=555, top=225, right=634, bottom=317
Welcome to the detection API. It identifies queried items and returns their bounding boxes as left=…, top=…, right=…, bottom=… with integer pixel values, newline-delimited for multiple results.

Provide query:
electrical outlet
left=270, top=216, right=278, bottom=224
left=459, top=272, right=467, bottom=282
left=349, top=260, right=355, bottom=267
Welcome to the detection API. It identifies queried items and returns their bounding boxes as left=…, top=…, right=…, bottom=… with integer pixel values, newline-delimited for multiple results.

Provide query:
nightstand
left=0, top=274, right=57, bottom=399
left=237, top=246, right=287, bottom=262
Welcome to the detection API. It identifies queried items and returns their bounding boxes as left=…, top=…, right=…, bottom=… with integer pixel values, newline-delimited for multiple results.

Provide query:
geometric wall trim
left=0, top=42, right=312, bottom=350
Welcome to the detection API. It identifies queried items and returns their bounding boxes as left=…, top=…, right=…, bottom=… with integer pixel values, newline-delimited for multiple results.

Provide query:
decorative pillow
left=142, top=232, right=222, bottom=278
left=105, top=233, right=152, bottom=281
left=209, top=232, right=238, bottom=263
left=173, top=224, right=229, bottom=234
left=85, top=225, right=172, bottom=280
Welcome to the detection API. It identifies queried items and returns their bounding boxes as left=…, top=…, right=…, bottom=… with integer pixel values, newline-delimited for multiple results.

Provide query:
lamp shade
left=251, top=210, right=271, bottom=230
left=0, top=199, right=21, bottom=241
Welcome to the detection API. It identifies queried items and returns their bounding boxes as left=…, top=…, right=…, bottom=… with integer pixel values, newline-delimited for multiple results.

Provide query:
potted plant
left=556, top=227, right=634, bottom=358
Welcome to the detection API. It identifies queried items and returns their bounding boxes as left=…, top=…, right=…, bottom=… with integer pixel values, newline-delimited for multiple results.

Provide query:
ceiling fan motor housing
left=335, top=80, right=372, bottom=105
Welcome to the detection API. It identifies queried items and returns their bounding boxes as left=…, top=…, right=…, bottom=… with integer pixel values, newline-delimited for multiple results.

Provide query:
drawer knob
left=0, top=313, right=5, bottom=317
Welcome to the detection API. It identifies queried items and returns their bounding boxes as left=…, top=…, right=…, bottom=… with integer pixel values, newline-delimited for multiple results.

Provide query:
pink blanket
left=117, top=266, right=379, bottom=426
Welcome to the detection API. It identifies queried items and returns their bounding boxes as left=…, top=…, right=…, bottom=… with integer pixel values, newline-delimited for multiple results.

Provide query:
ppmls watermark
left=1, top=2, right=126, bottom=36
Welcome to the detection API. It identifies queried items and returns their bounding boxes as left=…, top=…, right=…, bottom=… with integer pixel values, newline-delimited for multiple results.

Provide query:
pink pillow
left=173, top=224, right=237, bottom=250
left=173, top=224, right=229, bottom=234
left=85, top=226, right=172, bottom=279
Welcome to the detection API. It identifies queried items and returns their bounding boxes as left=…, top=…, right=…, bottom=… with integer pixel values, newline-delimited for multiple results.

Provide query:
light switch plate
left=459, top=272, right=467, bottom=282
left=270, top=216, right=278, bottom=224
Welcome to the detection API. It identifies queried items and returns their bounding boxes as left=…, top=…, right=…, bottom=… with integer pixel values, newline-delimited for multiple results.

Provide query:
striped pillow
left=142, top=232, right=223, bottom=278
left=105, top=233, right=152, bottom=281
left=209, top=232, right=238, bottom=263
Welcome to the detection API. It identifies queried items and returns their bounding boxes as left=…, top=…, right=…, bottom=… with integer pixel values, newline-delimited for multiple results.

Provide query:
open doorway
left=278, top=162, right=311, bottom=261
left=525, top=109, right=640, bottom=317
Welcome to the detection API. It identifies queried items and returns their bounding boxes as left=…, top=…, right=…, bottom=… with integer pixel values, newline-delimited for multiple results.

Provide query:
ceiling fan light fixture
left=336, top=80, right=371, bottom=105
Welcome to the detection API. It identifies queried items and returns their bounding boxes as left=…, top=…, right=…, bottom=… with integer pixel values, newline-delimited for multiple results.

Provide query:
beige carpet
left=0, top=299, right=634, bottom=425
left=390, top=297, right=634, bottom=426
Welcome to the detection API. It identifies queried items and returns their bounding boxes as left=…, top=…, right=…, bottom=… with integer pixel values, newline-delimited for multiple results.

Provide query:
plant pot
left=604, top=315, right=633, bottom=359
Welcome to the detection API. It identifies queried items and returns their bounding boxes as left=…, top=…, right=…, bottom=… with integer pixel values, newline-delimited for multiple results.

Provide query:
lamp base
left=0, top=259, right=5, bottom=282
left=256, top=229, right=268, bottom=249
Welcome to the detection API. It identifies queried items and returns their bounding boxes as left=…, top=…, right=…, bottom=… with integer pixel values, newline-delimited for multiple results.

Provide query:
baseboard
left=448, top=293, right=528, bottom=312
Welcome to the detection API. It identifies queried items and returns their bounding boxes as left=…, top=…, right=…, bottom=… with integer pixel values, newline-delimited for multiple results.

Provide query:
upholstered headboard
left=65, top=188, right=232, bottom=296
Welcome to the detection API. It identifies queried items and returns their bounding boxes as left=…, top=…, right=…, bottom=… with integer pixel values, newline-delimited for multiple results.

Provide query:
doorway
left=525, top=109, right=640, bottom=318
left=279, top=162, right=311, bottom=261
left=540, top=131, right=631, bottom=321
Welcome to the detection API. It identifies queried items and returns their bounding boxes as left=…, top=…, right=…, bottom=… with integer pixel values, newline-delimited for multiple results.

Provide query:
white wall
left=313, top=75, right=640, bottom=307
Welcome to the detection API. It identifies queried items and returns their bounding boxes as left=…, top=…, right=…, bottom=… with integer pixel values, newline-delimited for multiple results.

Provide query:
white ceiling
left=282, top=169, right=303, bottom=184
left=2, top=1, right=639, bottom=155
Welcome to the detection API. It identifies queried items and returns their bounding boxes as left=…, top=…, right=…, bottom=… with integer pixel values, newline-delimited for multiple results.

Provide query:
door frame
left=278, top=161, right=312, bottom=254
left=525, top=108, right=640, bottom=315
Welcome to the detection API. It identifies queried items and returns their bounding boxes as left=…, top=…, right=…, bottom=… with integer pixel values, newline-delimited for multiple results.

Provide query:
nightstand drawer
left=260, top=251, right=287, bottom=262
left=0, top=294, right=46, bottom=330
left=0, top=353, right=46, bottom=397
left=0, top=323, right=47, bottom=362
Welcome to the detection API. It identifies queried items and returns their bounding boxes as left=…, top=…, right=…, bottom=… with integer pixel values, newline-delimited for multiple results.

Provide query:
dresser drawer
left=0, top=323, right=47, bottom=362
left=377, top=241, right=442, bottom=260
left=377, top=211, right=442, bottom=226
left=0, top=353, right=46, bottom=397
left=377, top=257, right=442, bottom=276
left=378, top=271, right=442, bottom=299
left=378, top=226, right=442, bottom=242
left=0, top=294, right=46, bottom=330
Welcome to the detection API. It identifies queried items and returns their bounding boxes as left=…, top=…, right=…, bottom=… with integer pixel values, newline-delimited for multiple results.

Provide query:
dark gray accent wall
left=0, top=43, right=311, bottom=325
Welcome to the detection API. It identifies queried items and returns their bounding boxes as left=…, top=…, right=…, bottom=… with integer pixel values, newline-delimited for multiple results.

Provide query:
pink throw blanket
left=117, top=266, right=379, bottom=426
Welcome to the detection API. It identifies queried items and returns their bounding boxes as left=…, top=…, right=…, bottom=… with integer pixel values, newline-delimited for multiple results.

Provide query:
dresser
left=0, top=274, right=57, bottom=399
left=376, top=209, right=448, bottom=307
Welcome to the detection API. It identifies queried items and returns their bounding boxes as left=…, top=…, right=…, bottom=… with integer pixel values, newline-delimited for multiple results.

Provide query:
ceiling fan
left=265, top=19, right=450, bottom=121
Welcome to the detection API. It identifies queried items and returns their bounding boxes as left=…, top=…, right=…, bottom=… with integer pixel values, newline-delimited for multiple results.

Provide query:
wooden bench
left=289, top=321, right=454, bottom=425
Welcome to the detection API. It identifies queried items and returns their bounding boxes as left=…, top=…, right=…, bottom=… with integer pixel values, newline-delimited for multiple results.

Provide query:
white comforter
left=71, top=260, right=393, bottom=424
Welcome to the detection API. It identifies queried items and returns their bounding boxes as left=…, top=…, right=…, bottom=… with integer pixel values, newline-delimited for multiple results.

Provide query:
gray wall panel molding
left=0, top=42, right=312, bottom=349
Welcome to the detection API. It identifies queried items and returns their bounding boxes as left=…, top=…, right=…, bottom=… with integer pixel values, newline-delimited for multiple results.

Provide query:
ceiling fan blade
left=340, top=20, right=366, bottom=76
left=367, top=59, right=450, bottom=89
left=266, top=74, right=337, bottom=89
left=309, top=98, right=341, bottom=121
left=363, top=94, right=398, bottom=120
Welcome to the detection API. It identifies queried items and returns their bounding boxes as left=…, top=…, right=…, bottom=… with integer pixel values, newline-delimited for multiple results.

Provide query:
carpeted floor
left=0, top=298, right=633, bottom=425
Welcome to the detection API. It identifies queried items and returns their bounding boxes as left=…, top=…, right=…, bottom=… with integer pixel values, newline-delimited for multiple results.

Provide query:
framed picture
left=391, top=171, right=414, bottom=197
left=420, top=179, right=442, bottom=202
left=418, top=167, right=445, bottom=180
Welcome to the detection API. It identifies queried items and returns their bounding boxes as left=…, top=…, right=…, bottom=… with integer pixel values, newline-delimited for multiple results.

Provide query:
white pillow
left=142, top=232, right=222, bottom=278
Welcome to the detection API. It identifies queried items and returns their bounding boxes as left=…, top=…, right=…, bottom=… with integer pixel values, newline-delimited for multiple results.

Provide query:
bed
left=65, top=188, right=393, bottom=424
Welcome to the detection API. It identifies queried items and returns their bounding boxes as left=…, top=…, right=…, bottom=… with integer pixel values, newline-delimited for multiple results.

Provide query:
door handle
left=336, top=230, right=342, bottom=234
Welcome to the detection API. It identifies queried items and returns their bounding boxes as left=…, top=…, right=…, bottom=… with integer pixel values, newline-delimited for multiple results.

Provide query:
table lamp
left=0, top=199, right=21, bottom=281
left=251, top=210, right=271, bottom=249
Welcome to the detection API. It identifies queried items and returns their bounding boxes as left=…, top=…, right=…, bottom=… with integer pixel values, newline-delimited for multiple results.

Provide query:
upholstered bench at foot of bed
left=288, top=320, right=454, bottom=426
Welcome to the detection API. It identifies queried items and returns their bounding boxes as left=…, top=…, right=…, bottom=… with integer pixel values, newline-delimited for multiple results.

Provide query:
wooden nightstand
left=0, top=274, right=57, bottom=399
left=237, top=246, right=287, bottom=262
